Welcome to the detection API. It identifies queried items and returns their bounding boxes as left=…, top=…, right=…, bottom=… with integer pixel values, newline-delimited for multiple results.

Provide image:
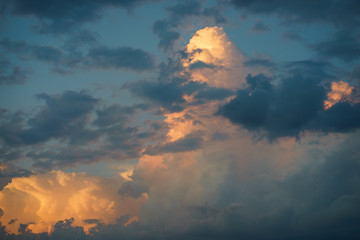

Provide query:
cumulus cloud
left=0, top=170, right=147, bottom=234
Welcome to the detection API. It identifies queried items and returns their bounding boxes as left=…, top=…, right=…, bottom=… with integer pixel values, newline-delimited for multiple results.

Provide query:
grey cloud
left=0, top=38, right=156, bottom=73
left=250, top=20, right=270, bottom=33
left=229, top=0, right=360, bottom=26
left=217, top=61, right=360, bottom=139
left=0, top=58, right=28, bottom=85
left=144, top=134, right=203, bottom=155
left=243, top=58, right=274, bottom=69
left=153, top=20, right=181, bottom=52
left=87, top=46, right=155, bottom=71
left=153, top=0, right=227, bottom=51
left=2, top=0, right=151, bottom=34
left=194, top=87, right=234, bottom=101
left=0, top=163, right=32, bottom=190
left=282, top=31, right=305, bottom=42
left=94, top=104, right=149, bottom=128
left=0, top=99, right=160, bottom=169
left=189, top=61, right=217, bottom=70
left=20, top=91, right=98, bottom=145
left=311, top=30, right=360, bottom=62
left=125, top=79, right=188, bottom=112
left=51, top=218, right=86, bottom=240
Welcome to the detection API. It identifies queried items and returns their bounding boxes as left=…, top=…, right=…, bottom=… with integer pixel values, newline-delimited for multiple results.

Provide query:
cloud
left=0, top=163, right=32, bottom=191
left=229, top=0, right=360, bottom=26
left=153, top=0, right=227, bottom=51
left=0, top=91, right=160, bottom=169
left=0, top=58, right=28, bottom=85
left=311, top=29, right=360, bottom=62
left=2, top=0, right=152, bottom=34
left=144, top=134, right=203, bottom=155
left=218, top=63, right=360, bottom=138
left=86, top=46, right=155, bottom=71
left=250, top=20, right=270, bottom=33
left=324, top=81, right=354, bottom=109
left=153, top=20, right=181, bottom=52
left=20, top=91, right=98, bottom=145
left=282, top=31, right=305, bottom=42
left=0, top=170, right=147, bottom=234
left=0, top=38, right=156, bottom=73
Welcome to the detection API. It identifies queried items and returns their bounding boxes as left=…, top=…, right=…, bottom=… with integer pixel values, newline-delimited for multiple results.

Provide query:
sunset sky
left=1, top=0, right=360, bottom=239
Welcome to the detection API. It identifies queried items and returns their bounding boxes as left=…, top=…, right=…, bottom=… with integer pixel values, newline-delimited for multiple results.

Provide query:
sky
left=0, top=0, right=360, bottom=239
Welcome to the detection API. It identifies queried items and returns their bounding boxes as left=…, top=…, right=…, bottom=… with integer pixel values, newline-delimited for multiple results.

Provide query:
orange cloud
left=324, top=81, right=354, bottom=110
left=0, top=171, right=147, bottom=234
left=183, top=26, right=247, bottom=89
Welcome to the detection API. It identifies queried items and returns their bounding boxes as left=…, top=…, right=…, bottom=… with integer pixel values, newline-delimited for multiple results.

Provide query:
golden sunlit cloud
left=183, top=26, right=247, bottom=89
left=0, top=171, right=147, bottom=234
left=324, top=81, right=354, bottom=110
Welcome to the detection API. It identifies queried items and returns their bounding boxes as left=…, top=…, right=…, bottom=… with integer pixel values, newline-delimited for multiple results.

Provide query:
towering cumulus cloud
left=0, top=171, right=147, bottom=234
left=1, top=0, right=360, bottom=238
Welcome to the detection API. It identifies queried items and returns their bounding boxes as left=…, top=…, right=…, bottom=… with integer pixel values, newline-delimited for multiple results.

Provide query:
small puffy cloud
left=324, top=81, right=354, bottom=109
left=0, top=170, right=147, bottom=234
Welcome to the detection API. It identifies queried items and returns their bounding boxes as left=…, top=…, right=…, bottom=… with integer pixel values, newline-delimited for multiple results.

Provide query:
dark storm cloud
left=87, top=46, right=155, bottom=71
left=153, top=0, right=226, bottom=51
left=2, top=0, right=151, bottom=34
left=250, top=20, right=270, bottom=33
left=218, top=62, right=360, bottom=138
left=0, top=58, right=28, bottom=85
